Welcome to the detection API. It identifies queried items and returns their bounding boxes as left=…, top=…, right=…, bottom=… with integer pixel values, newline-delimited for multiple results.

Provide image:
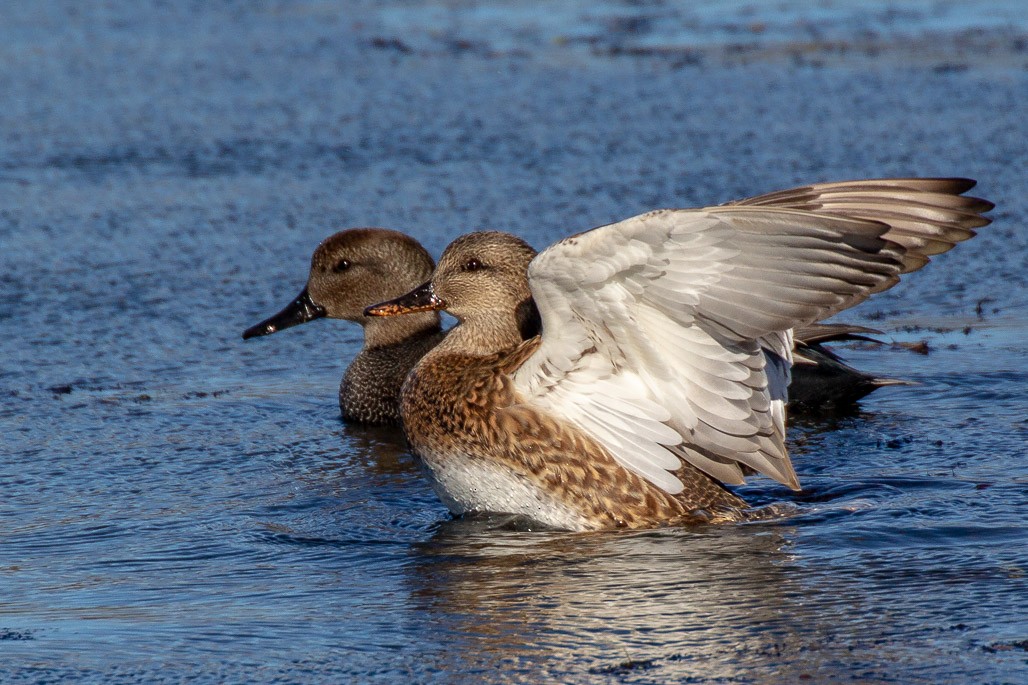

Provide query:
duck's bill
left=365, top=281, right=446, bottom=317
left=242, top=287, right=326, bottom=339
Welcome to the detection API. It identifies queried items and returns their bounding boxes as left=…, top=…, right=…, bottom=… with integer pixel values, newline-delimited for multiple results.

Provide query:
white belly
left=419, top=449, right=592, bottom=531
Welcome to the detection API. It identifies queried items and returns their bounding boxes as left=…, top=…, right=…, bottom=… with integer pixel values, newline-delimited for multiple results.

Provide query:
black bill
left=242, top=287, right=326, bottom=339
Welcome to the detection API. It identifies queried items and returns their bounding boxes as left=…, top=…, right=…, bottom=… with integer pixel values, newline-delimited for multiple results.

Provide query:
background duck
left=243, top=228, right=445, bottom=425
left=367, top=178, right=993, bottom=531
left=788, top=322, right=913, bottom=409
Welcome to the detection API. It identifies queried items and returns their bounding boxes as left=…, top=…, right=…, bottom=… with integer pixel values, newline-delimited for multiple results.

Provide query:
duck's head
left=366, top=231, right=537, bottom=335
left=243, top=228, right=436, bottom=339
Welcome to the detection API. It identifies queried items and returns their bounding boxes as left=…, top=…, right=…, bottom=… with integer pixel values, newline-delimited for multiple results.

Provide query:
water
left=2, top=1, right=1027, bottom=682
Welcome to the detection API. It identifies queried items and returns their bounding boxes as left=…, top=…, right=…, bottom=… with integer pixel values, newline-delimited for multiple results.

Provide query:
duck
left=242, top=228, right=446, bottom=425
left=365, top=178, right=993, bottom=531
left=788, top=322, right=913, bottom=409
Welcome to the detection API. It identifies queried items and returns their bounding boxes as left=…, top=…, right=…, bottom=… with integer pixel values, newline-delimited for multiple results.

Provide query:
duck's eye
left=462, top=258, right=483, bottom=272
left=333, top=259, right=351, bottom=273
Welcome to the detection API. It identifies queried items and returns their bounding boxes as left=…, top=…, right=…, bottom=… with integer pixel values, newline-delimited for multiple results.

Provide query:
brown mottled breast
left=400, top=339, right=746, bottom=530
left=340, top=327, right=446, bottom=425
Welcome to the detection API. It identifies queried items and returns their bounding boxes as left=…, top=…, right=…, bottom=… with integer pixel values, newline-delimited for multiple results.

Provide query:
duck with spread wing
left=366, top=178, right=992, bottom=531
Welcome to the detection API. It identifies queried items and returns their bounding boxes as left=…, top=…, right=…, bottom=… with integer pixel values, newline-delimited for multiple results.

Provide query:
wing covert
left=512, top=207, right=906, bottom=495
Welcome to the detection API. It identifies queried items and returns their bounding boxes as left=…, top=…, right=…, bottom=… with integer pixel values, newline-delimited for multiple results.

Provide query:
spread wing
left=726, top=177, right=993, bottom=273
left=742, top=177, right=992, bottom=390
left=512, top=207, right=907, bottom=495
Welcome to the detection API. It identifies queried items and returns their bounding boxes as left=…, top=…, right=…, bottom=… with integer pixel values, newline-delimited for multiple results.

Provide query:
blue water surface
left=1, top=2, right=1026, bottom=683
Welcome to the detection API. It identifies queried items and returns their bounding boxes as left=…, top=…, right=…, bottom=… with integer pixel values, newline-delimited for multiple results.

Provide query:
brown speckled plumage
left=365, top=231, right=747, bottom=530
left=341, top=327, right=446, bottom=424
left=401, top=338, right=747, bottom=530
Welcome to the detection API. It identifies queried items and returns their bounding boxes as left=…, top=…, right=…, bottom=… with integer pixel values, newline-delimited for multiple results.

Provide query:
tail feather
left=789, top=333, right=914, bottom=409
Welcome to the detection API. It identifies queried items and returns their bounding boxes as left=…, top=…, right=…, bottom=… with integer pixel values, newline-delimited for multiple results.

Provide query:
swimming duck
left=366, top=178, right=993, bottom=530
left=789, top=322, right=912, bottom=409
left=242, top=228, right=446, bottom=425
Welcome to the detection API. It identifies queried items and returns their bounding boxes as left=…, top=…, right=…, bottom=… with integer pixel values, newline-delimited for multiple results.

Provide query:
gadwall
left=789, top=323, right=912, bottom=408
left=243, top=228, right=445, bottom=425
left=366, top=178, right=992, bottom=531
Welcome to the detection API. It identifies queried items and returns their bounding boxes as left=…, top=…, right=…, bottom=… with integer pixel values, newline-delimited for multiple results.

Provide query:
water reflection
left=404, top=521, right=825, bottom=680
left=335, top=422, right=418, bottom=478
left=399, top=508, right=1026, bottom=682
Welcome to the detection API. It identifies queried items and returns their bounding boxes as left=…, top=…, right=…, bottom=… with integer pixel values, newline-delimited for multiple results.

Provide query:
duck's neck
left=362, top=310, right=442, bottom=350
left=432, top=311, right=523, bottom=359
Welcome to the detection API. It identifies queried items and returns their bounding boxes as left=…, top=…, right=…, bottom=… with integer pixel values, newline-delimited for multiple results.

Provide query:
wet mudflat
left=1, top=1, right=1026, bottom=683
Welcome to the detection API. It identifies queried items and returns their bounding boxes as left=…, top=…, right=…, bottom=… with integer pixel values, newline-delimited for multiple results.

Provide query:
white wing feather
left=513, top=208, right=903, bottom=494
